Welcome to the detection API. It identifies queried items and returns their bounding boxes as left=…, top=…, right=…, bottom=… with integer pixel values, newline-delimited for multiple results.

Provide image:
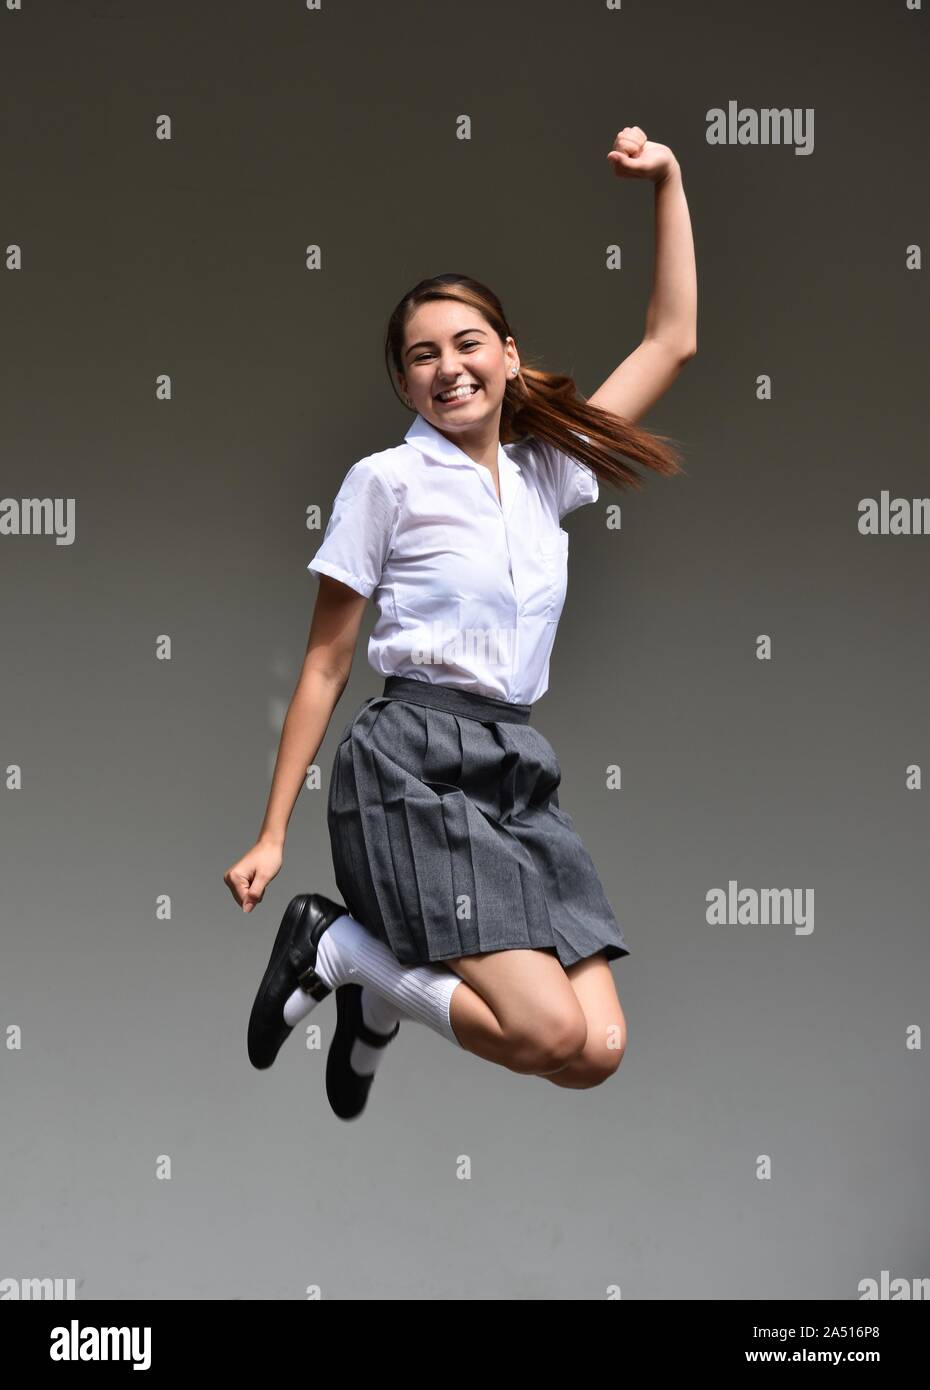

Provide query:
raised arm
left=587, top=128, right=697, bottom=426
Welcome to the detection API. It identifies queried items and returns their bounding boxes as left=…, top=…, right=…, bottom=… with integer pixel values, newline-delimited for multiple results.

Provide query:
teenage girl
left=224, top=127, right=696, bottom=1120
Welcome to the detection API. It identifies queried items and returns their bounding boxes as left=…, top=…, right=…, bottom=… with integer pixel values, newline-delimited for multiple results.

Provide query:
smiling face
left=396, top=299, right=520, bottom=435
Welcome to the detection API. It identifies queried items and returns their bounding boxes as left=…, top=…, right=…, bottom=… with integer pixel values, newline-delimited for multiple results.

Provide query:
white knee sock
left=360, top=987, right=404, bottom=1034
left=282, top=912, right=462, bottom=1047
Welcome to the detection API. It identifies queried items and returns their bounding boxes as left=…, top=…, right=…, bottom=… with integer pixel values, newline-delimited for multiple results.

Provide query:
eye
left=413, top=341, right=480, bottom=363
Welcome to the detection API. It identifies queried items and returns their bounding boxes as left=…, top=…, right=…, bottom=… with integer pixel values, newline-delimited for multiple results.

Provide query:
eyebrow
left=404, top=327, right=488, bottom=361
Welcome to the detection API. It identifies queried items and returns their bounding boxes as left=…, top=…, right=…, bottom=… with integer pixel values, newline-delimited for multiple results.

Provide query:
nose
left=437, top=352, right=468, bottom=379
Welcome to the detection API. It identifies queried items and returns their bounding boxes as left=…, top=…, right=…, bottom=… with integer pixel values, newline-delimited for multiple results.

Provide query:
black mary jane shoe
left=326, top=983, right=400, bottom=1121
left=247, top=892, right=347, bottom=1071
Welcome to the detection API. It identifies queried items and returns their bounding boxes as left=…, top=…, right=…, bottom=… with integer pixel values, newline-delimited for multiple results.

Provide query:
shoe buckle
left=296, top=963, right=329, bottom=1000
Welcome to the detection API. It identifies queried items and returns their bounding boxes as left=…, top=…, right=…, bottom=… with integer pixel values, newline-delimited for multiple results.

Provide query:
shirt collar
left=404, top=413, right=520, bottom=477
left=404, top=413, right=522, bottom=520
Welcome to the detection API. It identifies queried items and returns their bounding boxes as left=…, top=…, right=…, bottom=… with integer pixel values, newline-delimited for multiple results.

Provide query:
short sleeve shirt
left=307, top=413, right=599, bottom=704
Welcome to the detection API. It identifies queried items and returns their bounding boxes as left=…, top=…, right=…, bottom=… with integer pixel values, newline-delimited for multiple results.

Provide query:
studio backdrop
left=1, top=0, right=928, bottom=1301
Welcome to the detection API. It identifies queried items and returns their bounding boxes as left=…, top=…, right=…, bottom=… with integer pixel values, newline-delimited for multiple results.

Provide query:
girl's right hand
left=223, top=840, right=284, bottom=913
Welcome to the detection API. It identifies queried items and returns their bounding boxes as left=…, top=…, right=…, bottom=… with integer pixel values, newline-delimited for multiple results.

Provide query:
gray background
left=1, top=0, right=927, bottom=1300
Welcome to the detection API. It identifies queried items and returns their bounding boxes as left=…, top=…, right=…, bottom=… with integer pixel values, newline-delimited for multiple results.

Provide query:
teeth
left=437, top=385, right=478, bottom=401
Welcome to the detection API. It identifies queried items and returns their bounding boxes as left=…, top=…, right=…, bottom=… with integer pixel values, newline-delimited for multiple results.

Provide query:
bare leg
left=442, top=947, right=626, bottom=1087
left=538, top=953, right=627, bottom=1088
left=443, top=947, right=588, bottom=1075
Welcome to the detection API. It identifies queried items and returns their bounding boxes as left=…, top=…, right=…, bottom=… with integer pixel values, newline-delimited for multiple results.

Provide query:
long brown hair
left=384, top=272, right=686, bottom=493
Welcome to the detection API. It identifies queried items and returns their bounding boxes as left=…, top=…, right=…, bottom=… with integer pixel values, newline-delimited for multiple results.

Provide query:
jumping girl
left=224, top=126, right=697, bottom=1121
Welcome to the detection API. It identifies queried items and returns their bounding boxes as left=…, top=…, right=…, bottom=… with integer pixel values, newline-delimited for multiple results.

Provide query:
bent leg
left=443, top=947, right=588, bottom=1075
left=541, top=952, right=627, bottom=1089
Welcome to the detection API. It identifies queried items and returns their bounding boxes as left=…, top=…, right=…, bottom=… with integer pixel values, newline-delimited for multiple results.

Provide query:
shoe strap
left=296, top=962, right=330, bottom=1001
left=355, top=1016, right=401, bottom=1048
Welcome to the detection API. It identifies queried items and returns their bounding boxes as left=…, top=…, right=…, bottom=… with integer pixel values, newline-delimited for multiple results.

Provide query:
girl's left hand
left=606, top=127, right=678, bottom=183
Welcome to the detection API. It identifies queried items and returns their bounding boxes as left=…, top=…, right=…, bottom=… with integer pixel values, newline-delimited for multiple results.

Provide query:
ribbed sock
left=282, top=912, right=462, bottom=1047
left=360, top=987, right=404, bottom=1033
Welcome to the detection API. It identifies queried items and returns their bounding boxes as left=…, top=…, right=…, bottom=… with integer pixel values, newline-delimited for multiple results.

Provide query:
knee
left=573, top=1026, right=628, bottom=1088
left=504, top=1007, right=588, bottom=1074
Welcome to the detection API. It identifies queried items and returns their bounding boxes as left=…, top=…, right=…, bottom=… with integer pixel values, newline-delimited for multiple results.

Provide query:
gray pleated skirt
left=326, top=675, right=630, bottom=969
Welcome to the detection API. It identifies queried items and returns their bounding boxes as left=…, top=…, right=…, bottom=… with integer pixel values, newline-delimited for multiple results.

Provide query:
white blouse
left=307, top=413, right=599, bottom=704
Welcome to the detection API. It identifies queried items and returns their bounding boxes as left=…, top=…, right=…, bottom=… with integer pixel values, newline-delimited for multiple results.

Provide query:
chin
left=425, top=399, right=494, bottom=425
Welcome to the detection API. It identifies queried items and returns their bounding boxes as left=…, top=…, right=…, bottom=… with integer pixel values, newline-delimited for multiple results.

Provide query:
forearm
left=257, top=669, right=347, bottom=848
left=644, top=162, right=697, bottom=354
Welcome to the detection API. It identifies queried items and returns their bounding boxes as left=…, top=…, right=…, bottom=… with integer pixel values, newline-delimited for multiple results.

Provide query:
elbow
left=648, top=334, right=697, bottom=367
left=300, top=660, right=352, bottom=697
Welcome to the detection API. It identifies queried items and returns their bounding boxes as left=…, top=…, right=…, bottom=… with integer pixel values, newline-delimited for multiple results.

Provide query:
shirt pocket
left=537, top=529, right=569, bottom=623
